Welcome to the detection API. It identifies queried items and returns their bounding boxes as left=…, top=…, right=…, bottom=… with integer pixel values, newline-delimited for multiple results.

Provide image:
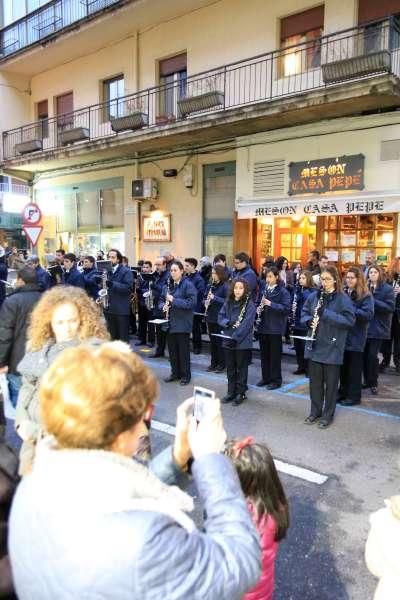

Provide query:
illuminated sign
left=289, top=154, right=364, bottom=195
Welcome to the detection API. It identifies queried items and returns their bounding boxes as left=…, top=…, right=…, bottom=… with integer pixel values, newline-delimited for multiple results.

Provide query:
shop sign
left=142, top=214, right=171, bottom=242
left=288, top=155, right=364, bottom=196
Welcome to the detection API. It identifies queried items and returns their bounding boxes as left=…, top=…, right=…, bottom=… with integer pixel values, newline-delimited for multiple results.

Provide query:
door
left=56, top=92, right=73, bottom=128
left=273, top=217, right=316, bottom=265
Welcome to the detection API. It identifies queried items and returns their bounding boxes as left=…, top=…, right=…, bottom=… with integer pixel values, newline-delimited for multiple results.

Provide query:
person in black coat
left=232, top=252, right=258, bottom=301
left=0, top=267, right=42, bottom=409
left=184, top=258, right=206, bottom=354
left=63, top=253, right=85, bottom=289
left=135, top=261, right=155, bottom=347
left=301, top=266, right=355, bottom=428
left=218, top=278, right=256, bottom=406
left=290, top=270, right=314, bottom=375
left=203, top=265, right=229, bottom=372
left=82, top=256, right=100, bottom=301
left=0, top=441, right=19, bottom=600
left=380, top=258, right=400, bottom=373
left=104, top=249, right=134, bottom=343
left=338, top=267, right=374, bottom=406
left=0, top=256, right=8, bottom=309
left=363, top=266, right=395, bottom=394
left=255, top=266, right=290, bottom=390
left=26, top=256, right=51, bottom=292
left=149, top=257, right=170, bottom=358
left=160, top=261, right=197, bottom=385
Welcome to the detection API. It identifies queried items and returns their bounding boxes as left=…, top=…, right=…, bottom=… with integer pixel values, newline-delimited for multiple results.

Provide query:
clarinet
left=204, top=283, right=215, bottom=316
left=290, top=284, right=300, bottom=334
left=233, top=294, right=250, bottom=329
left=306, top=290, right=326, bottom=350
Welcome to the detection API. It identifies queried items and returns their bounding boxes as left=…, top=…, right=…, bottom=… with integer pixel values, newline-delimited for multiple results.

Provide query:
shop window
left=158, top=53, right=187, bottom=120
left=280, top=6, right=324, bottom=76
left=103, top=75, right=124, bottom=120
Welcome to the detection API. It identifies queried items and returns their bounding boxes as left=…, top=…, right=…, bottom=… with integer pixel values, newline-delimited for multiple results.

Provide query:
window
left=203, top=162, right=235, bottom=261
left=158, top=53, right=187, bottom=119
left=280, top=6, right=324, bottom=76
left=103, top=75, right=124, bottom=120
left=37, top=99, right=48, bottom=139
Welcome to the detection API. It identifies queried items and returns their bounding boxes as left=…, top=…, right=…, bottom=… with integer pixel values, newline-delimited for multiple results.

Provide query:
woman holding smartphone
left=218, top=278, right=256, bottom=406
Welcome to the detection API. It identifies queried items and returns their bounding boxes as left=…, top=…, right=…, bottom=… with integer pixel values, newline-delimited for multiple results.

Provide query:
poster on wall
left=142, top=214, right=171, bottom=242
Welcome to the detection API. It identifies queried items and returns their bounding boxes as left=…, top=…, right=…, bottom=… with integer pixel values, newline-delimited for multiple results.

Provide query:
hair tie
left=233, top=436, right=255, bottom=458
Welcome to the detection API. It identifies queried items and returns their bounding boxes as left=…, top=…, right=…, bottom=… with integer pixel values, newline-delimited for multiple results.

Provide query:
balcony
left=3, top=18, right=400, bottom=168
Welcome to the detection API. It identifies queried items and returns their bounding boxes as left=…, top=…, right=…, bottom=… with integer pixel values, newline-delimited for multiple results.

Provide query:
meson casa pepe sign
left=288, top=154, right=364, bottom=196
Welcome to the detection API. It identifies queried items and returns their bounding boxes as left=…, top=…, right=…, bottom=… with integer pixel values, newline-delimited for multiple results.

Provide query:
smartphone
left=193, top=386, right=216, bottom=422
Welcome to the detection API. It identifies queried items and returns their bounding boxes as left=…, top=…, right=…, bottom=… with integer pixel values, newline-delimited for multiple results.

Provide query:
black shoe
left=164, top=375, right=179, bottom=383
left=293, top=368, right=305, bottom=375
left=256, top=380, right=268, bottom=387
left=215, top=365, right=225, bottom=372
left=233, top=393, right=246, bottom=406
left=180, top=378, right=191, bottom=386
left=150, top=352, right=164, bottom=358
left=370, top=386, right=378, bottom=395
left=304, top=414, right=320, bottom=424
left=134, top=340, right=145, bottom=346
left=340, top=399, right=360, bottom=406
left=379, top=362, right=388, bottom=373
left=362, top=383, right=369, bottom=389
left=318, top=419, right=332, bottom=429
left=266, top=383, right=281, bottom=390
left=222, top=394, right=236, bottom=404
left=192, top=348, right=201, bottom=355
left=206, top=365, right=217, bottom=372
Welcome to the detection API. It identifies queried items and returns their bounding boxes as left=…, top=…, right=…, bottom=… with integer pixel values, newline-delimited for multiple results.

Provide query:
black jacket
left=256, top=282, right=290, bottom=335
left=0, top=442, right=19, bottom=599
left=203, top=281, right=229, bottom=324
left=106, top=265, right=134, bottom=316
left=159, top=277, right=197, bottom=333
left=0, top=284, right=42, bottom=374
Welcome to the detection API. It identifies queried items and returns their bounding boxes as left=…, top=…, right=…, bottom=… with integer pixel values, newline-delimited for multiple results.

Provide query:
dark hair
left=228, top=277, right=250, bottom=302
left=185, top=257, right=198, bottom=269
left=143, top=260, right=152, bottom=268
left=64, top=253, right=77, bottom=263
left=234, top=252, right=250, bottom=264
left=225, top=441, right=289, bottom=541
left=214, top=253, right=226, bottom=264
left=298, top=270, right=313, bottom=288
left=321, top=266, right=342, bottom=292
left=84, top=256, right=95, bottom=265
left=265, top=265, right=280, bottom=282
left=367, top=264, right=386, bottom=286
left=108, top=249, right=123, bottom=263
left=170, top=260, right=184, bottom=272
left=17, top=266, right=38, bottom=285
left=309, top=250, right=320, bottom=261
left=212, top=265, right=229, bottom=283
left=275, top=256, right=288, bottom=271
left=56, top=249, right=65, bottom=256
left=137, top=259, right=144, bottom=267
left=346, top=266, right=369, bottom=300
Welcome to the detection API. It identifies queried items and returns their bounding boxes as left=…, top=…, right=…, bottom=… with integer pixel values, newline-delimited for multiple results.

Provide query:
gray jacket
left=9, top=439, right=261, bottom=599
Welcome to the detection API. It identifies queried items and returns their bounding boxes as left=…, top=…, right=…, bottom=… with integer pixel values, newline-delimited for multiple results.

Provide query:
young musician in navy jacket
left=104, top=249, right=134, bottom=343
left=232, top=252, right=258, bottom=301
left=160, top=260, right=197, bottom=386
left=301, top=266, right=355, bottom=429
left=338, top=267, right=374, bottom=406
left=63, top=253, right=85, bottom=289
left=135, top=261, right=155, bottom=347
left=255, top=266, right=290, bottom=390
left=203, top=265, right=229, bottom=372
left=363, top=265, right=395, bottom=394
left=290, top=270, right=314, bottom=375
left=150, top=257, right=170, bottom=358
left=82, top=256, right=100, bottom=301
left=184, top=258, right=206, bottom=354
left=218, top=278, right=256, bottom=406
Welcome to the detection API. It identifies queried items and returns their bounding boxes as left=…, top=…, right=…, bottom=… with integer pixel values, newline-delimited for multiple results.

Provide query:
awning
left=236, top=191, right=400, bottom=219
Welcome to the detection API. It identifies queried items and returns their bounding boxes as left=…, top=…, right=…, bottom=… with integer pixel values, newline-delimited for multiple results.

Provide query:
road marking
left=152, top=419, right=328, bottom=485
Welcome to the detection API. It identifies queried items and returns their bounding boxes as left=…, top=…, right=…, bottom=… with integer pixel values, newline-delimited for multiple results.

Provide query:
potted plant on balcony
left=110, top=96, right=149, bottom=132
left=58, top=113, right=90, bottom=145
left=14, top=124, right=44, bottom=155
left=155, top=113, right=176, bottom=126
left=177, top=76, right=225, bottom=116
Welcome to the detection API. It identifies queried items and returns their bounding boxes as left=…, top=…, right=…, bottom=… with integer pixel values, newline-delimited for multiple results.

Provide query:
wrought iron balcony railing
left=2, top=17, right=400, bottom=161
left=0, top=0, right=126, bottom=59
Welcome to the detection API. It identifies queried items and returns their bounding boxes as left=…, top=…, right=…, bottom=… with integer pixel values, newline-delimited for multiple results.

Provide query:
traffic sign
left=23, top=225, right=43, bottom=246
left=22, top=203, right=42, bottom=225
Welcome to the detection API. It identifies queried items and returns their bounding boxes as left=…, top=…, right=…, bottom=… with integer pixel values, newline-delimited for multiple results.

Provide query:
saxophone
left=96, top=269, right=109, bottom=310
left=144, top=280, right=154, bottom=311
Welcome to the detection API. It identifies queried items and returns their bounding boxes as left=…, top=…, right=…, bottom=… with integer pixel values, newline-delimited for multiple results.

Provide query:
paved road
left=138, top=344, right=400, bottom=600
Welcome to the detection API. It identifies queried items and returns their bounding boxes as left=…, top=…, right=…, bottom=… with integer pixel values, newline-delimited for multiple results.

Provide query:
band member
left=213, top=253, right=232, bottom=280
left=135, top=261, right=155, bottom=347
left=301, top=266, right=355, bottom=428
left=232, top=252, right=258, bottom=300
left=218, top=278, right=256, bottom=406
left=255, top=266, right=290, bottom=390
left=363, top=266, right=395, bottom=394
left=104, top=249, right=134, bottom=343
left=161, top=260, right=197, bottom=385
left=184, top=258, right=206, bottom=354
left=204, top=265, right=229, bottom=372
left=338, top=267, right=374, bottom=406
left=380, top=257, right=400, bottom=373
left=291, top=270, right=314, bottom=375
left=150, top=257, right=170, bottom=358
left=63, top=253, right=85, bottom=288
left=55, top=248, right=65, bottom=266
left=82, top=256, right=100, bottom=301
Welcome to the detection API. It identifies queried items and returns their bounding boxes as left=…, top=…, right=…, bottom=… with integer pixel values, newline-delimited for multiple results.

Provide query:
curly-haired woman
left=15, top=286, right=109, bottom=475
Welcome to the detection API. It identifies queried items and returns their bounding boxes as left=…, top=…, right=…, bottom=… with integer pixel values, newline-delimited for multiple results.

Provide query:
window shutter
left=159, top=53, right=187, bottom=77
left=358, top=0, right=400, bottom=24
left=281, top=6, right=324, bottom=40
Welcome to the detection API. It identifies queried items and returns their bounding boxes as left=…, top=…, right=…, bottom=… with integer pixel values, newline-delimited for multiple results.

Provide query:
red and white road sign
left=22, top=225, right=43, bottom=246
left=22, top=203, right=42, bottom=225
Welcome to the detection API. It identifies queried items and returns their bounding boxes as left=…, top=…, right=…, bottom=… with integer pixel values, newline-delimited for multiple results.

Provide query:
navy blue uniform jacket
left=218, top=298, right=256, bottom=350
left=64, top=266, right=85, bottom=289
left=186, top=272, right=206, bottom=313
left=232, top=266, right=258, bottom=300
left=203, top=281, right=229, bottom=324
left=345, top=292, right=374, bottom=352
left=152, top=270, right=170, bottom=317
left=82, top=267, right=100, bottom=301
left=256, top=282, right=290, bottom=335
left=35, top=266, right=51, bottom=291
left=367, top=283, right=395, bottom=340
left=106, top=264, right=134, bottom=316
left=159, top=277, right=197, bottom=334
left=293, top=286, right=314, bottom=331
left=301, top=290, right=355, bottom=365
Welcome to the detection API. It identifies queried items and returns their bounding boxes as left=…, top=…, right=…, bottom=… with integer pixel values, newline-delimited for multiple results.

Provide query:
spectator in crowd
left=306, top=250, right=320, bottom=274
left=55, top=249, right=65, bottom=266
left=0, top=267, right=42, bottom=410
left=0, top=440, right=19, bottom=600
left=15, top=287, right=109, bottom=475
left=96, top=250, right=105, bottom=261
left=63, top=253, right=85, bottom=288
left=9, top=343, right=261, bottom=599
left=0, top=248, right=9, bottom=309
left=226, top=438, right=289, bottom=600
left=104, top=249, right=134, bottom=343
left=82, top=256, right=100, bottom=301
left=275, top=256, right=295, bottom=290
left=363, top=252, right=376, bottom=277
left=7, top=247, right=25, bottom=271
left=26, top=255, right=51, bottom=291
left=380, top=257, right=400, bottom=374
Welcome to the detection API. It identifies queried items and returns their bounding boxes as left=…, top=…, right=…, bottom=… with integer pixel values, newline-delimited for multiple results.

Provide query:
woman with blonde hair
left=15, top=286, right=109, bottom=474
left=9, top=343, right=260, bottom=599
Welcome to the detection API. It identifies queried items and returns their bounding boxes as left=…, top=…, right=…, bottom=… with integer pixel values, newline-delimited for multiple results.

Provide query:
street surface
left=137, top=342, right=400, bottom=600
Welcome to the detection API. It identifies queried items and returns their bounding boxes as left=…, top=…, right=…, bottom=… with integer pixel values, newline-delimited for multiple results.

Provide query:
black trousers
left=381, top=316, right=400, bottom=367
left=192, top=314, right=203, bottom=351
left=259, top=333, right=283, bottom=385
left=293, top=328, right=308, bottom=372
left=363, top=338, right=381, bottom=387
left=225, top=348, right=251, bottom=396
left=105, top=313, right=130, bottom=343
left=309, top=360, right=340, bottom=421
left=167, top=332, right=191, bottom=380
left=138, top=304, right=155, bottom=344
left=155, top=326, right=167, bottom=355
left=207, top=322, right=225, bottom=368
left=339, top=350, right=363, bottom=404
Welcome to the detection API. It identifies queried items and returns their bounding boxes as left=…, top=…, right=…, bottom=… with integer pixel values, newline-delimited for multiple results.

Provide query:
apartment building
left=0, top=0, right=400, bottom=268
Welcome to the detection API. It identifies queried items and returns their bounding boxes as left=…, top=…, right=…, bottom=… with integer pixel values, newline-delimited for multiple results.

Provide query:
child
left=225, top=437, right=289, bottom=600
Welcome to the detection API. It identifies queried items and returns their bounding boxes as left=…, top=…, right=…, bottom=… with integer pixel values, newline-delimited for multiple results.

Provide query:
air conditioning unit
left=132, top=178, right=158, bottom=199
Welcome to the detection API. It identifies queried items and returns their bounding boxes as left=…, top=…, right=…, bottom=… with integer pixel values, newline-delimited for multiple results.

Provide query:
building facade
left=0, top=0, right=400, bottom=266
